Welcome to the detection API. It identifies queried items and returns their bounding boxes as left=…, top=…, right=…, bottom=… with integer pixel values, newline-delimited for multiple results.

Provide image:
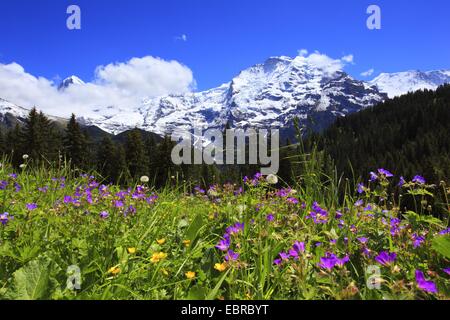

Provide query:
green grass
left=0, top=156, right=449, bottom=300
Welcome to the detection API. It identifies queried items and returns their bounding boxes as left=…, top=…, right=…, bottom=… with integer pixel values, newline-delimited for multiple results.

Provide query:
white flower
left=22, top=154, right=29, bottom=160
left=266, top=174, right=278, bottom=185
left=20, top=164, right=27, bottom=169
left=140, top=176, right=150, bottom=183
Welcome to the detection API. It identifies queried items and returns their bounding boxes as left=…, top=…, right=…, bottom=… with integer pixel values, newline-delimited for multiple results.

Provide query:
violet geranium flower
left=375, top=251, right=397, bottom=266
left=415, top=270, right=438, bottom=294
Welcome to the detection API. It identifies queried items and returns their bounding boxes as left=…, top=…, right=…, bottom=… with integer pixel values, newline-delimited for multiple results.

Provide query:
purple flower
left=443, top=268, right=450, bottom=276
left=99, top=211, right=109, bottom=219
left=354, top=199, right=364, bottom=207
left=26, top=203, right=37, bottom=211
left=378, top=168, right=394, bottom=178
left=225, top=250, right=239, bottom=261
left=335, top=255, right=350, bottom=267
left=125, top=205, right=137, bottom=216
left=114, top=200, right=124, bottom=208
left=439, top=228, right=450, bottom=235
left=8, top=173, right=17, bottom=179
left=0, top=212, right=11, bottom=225
left=0, top=180, right=8, bottom=190
left=215, top=238, right=230, bottom=251
left=266, top=214, right=274, bottom=222
left=289, top=249, right=299, bottom=259
left=273, top=259, right=282, bottom=265
left=375, top=251, right=397, bottom=266
left=412, top=234, right=425, bottom=248
left=14, top=183, right=21, bottom=192
left=293, top=241, right=305, bottom=253
left=357, top=183, right=365, bottom=194
left=412, top=175, right=426, bottom=184
left=398, top=176, right=406, bottom=187
left=286, top=197, right=299, bottom=205
left=369, top=172, right=378, bottom=182
left=279, top=252, right=290, bottom=261
left=415, top=270, right=437, bottom=294
left=64, top=196, right=73, bottom=204
left=357, top=237, right=368, bottom=244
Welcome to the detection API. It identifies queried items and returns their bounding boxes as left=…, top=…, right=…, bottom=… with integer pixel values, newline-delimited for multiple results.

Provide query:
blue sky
left=0, top=0, right=449, bottom=91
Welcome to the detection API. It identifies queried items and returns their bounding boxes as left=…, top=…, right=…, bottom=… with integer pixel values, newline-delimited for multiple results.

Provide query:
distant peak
left=58, top=75, right=85, bottom=90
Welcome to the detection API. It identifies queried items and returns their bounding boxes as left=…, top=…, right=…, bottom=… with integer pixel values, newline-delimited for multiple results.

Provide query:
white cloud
left=298, top=49, right=308, bottom=57
left=0, top=56, right=195, bottom=118
left=341, top=54, right=354, bottom=64
left=175, top=34, right=188, bottom=42
left=360, top=68, right=375, bottom=77
left=294, top=50, right=355, bottom=76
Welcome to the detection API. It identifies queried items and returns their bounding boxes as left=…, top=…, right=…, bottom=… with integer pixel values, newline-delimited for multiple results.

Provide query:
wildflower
left=140, top=176, right=150, bottom=183
left=369, top=172, right=378, bottom=182
left=8, top=173, right=17, bottom=179
left=64, top=196, right=73, bottom=204
left=398, top=176, right=406, bottom=187
left=214, top=263, right=227, bottom=272
left=150, top=252, right=168, bottom=263
left=375, top=251, right=397, bottom=266
left=415, top=270, right=438, bottom=294
left=412, top=234, right=425, bottom=248
left=99, top=211, right=109, bottom=219
left=279, top=252, right=290, bottom=261
left=378, top=168, right=394, bottom=178
left=0, top=180, right=7, bottom=190
left=19, top=164, right=27, bottom=169
left=0, top=212, right=11, bottom=225
left=22, top=154, right=29, bottom=160
left=354, top=199, right=364, bottom=207
left=182, top=239, right=191, bottom=247
left=412, top=175, right=426, bottom=184
left=357, top=237, right=368, bottom=244
left=293, top=241, right=305, bottom=253
left=114, top=200, right=124, bottom=208
left=273, top=259, right=282, bottom=265
left=357, top=183, right=365, bottom=194
left=108, top=266, right=121, bottom=276
left=439, top=228, right=450, bottom=235
left=319, top=253, right=338, bottom=271
left=26, top=203, right=38, bottom=211
left=266, top=174, right=278, bottom=185
left=286, top=197, right=299, bottom=205
left=443, top=268, right=450, bottom=275
left=225, top=250, right=239, bottom=261
left=266, top=214, right=275, bottom=222
left=127, top=247, right=136, bottom=254
left=216, top=238, right=230, bottom=251
left=185, top=271, right=196, bottom=280
left=157, top=239, right=166, bottom=245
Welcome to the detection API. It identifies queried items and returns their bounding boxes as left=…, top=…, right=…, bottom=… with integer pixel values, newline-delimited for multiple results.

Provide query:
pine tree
left=125, top=129, right=149, bottom=179
left=64, top=114, right=87, bottom=168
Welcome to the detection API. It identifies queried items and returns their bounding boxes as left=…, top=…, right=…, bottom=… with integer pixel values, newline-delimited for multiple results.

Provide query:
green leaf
left=187, top=285, right=206, bottom=300
left=432, top=235, right=450, bottom=259
left=185, top=214, right=204, bottom=242
left=6, top=257, right=56, bottom=300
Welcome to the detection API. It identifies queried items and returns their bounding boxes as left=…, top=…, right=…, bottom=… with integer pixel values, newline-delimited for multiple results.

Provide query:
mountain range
left=1, top=55, right=450, bottom=137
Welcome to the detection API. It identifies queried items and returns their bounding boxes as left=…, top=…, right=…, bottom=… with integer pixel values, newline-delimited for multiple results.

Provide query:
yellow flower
left=156, top=239, right=166, bottom=245
left=127, top=247, right=136, bottom=254
left=150, top=252, right=168, bottom=263
left=185, top=271, right=196, bottom=280
left=108, top=266, right=121, bottom=276
left=183, top=240, right=191, bottom=247
left=214, top=262, right=227, bottom=272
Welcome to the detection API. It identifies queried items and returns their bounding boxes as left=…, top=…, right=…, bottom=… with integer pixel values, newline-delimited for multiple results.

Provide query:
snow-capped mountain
left=371, top=70, right=450, bottom=98
left=58, top=75, right=85, bottom=91
left=2, top=55, right=450, bottom=137
left=79, top=55, right=387, bottom=135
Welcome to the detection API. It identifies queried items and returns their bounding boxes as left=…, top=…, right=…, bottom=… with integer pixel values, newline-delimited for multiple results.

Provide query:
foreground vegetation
left=0, top=155, right=449, bottom=300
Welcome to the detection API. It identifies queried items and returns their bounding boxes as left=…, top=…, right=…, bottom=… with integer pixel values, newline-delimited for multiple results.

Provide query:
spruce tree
left=125, top=129, right=149, bottom=179
left=64, top=114, right=87, bottom=168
